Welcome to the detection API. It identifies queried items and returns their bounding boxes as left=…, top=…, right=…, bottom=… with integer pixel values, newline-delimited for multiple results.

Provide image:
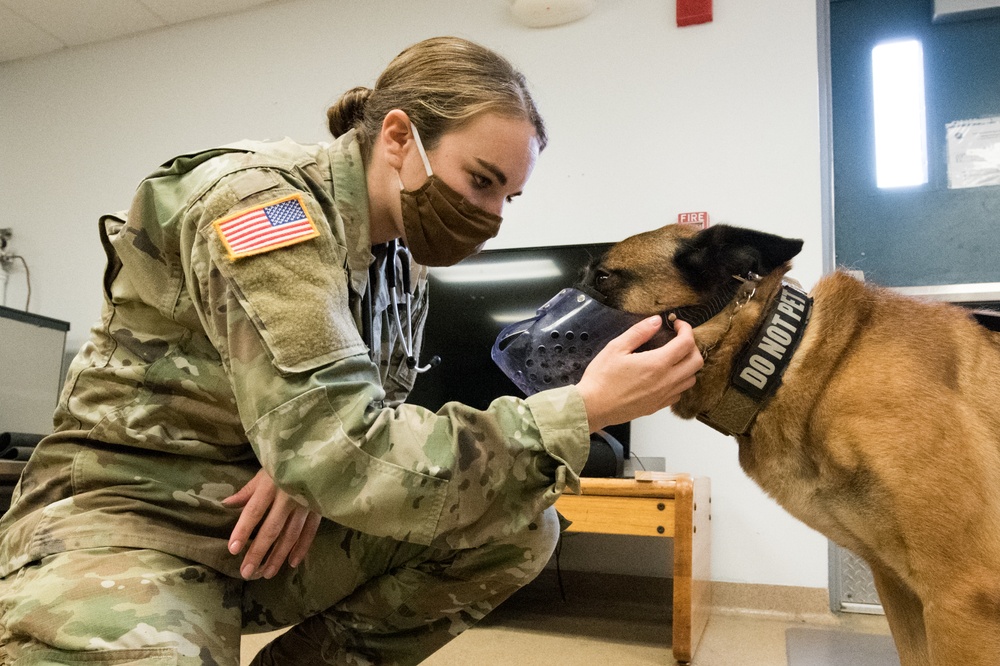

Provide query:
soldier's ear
left=674, top=224, right=803, bottom=290
left=380, top=109, right=413, bottom=170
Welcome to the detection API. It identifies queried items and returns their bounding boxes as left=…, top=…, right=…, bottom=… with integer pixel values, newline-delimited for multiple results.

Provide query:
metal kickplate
left=829, top=541, right=884, bottom=614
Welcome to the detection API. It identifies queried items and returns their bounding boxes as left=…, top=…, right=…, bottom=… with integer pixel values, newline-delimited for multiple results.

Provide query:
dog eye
left=592, top=269, right=611, bottom=293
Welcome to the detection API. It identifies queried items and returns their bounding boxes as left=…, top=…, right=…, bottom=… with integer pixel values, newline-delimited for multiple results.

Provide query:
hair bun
left=327, top=86, right=372, bottom=137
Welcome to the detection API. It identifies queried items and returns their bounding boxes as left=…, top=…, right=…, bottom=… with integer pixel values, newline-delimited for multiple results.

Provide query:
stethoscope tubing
left=386, top=240, right=437, bottom=373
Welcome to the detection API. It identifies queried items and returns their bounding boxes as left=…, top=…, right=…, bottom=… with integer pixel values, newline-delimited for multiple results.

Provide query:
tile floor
left=240, top=570, right=897, bottom=665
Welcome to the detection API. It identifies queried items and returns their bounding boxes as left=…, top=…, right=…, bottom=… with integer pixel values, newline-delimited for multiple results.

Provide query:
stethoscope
left=382, top=240, right=440, bottom=374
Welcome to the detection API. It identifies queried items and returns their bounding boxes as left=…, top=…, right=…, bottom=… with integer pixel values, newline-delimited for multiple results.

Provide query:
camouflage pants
left=0, top=506, right=559, bottom=665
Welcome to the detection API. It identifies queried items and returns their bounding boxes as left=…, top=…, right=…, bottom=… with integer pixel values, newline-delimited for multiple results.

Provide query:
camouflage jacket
left=0, top=131, right=590, bottom=579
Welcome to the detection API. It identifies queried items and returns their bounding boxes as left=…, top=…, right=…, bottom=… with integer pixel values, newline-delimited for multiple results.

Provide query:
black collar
left=577, top=274, right=748, bottom=334
left=662, top=276, right=746, bottom=329
left=698, top=281, right=813, bottom=437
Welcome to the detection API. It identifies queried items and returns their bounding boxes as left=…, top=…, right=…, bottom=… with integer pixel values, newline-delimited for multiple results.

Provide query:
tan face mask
left=399, top=124, right=503, bottom=267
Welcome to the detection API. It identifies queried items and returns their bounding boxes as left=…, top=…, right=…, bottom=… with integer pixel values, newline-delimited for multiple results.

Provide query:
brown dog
left=581, top=223, right=1000, bottom=666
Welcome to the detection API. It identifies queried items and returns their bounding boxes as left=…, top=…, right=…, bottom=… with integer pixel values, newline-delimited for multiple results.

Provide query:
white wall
left=0, top=0, right=828, bottom=588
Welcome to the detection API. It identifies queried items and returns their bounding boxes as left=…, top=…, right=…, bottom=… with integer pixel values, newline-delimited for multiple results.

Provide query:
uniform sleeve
left=183, top=170, right=590, bottom=550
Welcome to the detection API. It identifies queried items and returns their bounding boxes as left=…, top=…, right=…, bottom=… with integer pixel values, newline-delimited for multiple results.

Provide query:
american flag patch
left=213, top=194, right=320, bottom=260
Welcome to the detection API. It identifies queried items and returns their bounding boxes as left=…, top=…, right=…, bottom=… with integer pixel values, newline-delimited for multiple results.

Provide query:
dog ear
left=674, top=225, right=803, bottom=291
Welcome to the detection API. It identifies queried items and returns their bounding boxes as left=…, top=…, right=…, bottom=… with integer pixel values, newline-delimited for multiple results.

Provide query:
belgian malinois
left=581, top=223, right=1000, bottom=666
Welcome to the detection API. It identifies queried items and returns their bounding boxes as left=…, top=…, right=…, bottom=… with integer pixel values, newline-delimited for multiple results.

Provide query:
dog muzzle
left=491, top=287, right=676, bottom=396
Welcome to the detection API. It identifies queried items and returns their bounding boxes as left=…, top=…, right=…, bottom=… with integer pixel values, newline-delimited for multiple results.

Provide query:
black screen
left=406, top=242, right=631, bottom=455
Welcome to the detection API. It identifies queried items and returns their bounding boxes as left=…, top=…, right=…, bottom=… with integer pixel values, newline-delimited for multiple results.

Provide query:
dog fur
left=581, top=223, right=1000, bottom=666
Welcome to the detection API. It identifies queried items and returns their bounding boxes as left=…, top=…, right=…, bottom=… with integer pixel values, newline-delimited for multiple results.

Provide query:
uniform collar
left=328, top=129, right=373, bottom=297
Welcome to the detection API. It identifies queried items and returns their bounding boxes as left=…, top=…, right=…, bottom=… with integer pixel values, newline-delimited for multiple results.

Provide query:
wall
left=0, top=0, right=828, bottom=588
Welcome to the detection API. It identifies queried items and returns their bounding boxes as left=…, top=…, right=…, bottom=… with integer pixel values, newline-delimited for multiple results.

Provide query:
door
left=831, top=0, right=1000, bottom=292
left=826, top=0, right=1000, bottom=613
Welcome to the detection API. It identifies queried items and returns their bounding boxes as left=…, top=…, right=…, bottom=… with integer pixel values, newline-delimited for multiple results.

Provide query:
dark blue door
left=831, top=0, right=1000, bottom=288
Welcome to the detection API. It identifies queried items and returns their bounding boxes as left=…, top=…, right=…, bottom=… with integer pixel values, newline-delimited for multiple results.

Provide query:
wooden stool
left=555, top=473, right=711, bottom=664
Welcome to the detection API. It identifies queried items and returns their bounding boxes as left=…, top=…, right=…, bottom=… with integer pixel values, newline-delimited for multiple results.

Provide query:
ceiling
left=0, top=0, right=289, bottom=64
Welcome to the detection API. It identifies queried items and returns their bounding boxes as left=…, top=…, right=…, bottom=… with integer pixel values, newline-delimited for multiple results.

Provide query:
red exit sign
left=677, top=211, right=710, bottom=228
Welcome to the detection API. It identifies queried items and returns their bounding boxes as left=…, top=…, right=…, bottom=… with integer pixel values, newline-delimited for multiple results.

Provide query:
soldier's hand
left=223, top=469, right=322, bottom=580
left=577, top=317, right=703, bottom=432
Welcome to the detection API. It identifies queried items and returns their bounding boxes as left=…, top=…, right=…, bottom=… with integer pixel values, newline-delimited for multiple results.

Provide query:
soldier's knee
left=434, top=507, right=560, bottom=589
left=507, top=506, right=561, bottom=581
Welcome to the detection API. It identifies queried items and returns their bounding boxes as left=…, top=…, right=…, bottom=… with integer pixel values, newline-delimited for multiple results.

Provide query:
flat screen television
left=406, top=242, right=631, bottom=460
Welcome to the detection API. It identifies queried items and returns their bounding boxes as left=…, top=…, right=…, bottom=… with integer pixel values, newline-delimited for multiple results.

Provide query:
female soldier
left=0, top=37, right=702, bottom=665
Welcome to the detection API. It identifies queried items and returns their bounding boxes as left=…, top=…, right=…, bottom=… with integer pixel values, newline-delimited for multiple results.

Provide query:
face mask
left=399, top=123, right=503, bottom=267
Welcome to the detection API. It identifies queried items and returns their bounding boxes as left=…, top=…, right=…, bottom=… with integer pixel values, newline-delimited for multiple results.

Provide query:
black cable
left=554, top=532, right=567, bottom=602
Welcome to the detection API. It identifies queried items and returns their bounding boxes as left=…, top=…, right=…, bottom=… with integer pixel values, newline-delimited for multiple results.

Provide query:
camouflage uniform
left=0, top=131, right=589, bottom=664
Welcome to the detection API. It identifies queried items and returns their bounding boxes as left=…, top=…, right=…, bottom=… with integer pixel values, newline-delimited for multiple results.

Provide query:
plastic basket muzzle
left=491, top=287, right=675, bottom=396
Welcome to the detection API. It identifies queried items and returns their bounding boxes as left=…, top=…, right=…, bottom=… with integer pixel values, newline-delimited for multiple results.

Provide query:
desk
left=0, top=460, right=27, bottom=480
left=555, top=473, right=711, bottom=664
left=0, top=460, right=26, bottom=514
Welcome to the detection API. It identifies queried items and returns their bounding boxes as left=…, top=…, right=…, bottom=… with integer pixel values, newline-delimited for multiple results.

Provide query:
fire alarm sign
left=677, top=0, right=712, bottom=26
left=677, top=212, right=710, bottom=229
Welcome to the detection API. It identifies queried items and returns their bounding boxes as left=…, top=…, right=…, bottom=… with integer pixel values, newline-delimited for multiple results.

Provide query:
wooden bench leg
left=672, top=475, right=712, bottom=664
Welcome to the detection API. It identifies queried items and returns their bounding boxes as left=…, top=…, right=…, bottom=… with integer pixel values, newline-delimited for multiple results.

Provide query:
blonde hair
left=327, top=36, right=547, bottom=161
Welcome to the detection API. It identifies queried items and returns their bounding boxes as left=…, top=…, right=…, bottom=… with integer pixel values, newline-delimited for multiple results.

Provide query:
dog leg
left=922, top=583, right=1000, bottom=666
left=870, top=564, right=930, bottom=666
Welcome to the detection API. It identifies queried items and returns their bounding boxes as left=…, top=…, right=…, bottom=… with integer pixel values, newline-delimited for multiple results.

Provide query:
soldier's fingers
left=241, top=495, right=299, bottom=579
left=289, top=512, right=322, bottom=568
left=260, top=508, right=310, bottom=578
left=239, top=510, right=284, bottom=580
left=222, top=484, right=252, bottom=508
left=602, top=316, right=664, bottom=355
left=222, top=470, right=263, bottom=508
left=228, top=478, right=277, bottom=556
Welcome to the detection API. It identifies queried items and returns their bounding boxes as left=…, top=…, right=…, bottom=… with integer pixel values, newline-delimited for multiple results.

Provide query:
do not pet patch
left=213, top=194, right=320, bottom=260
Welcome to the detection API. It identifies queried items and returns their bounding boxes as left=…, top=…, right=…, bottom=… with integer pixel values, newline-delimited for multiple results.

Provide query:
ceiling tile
left=138, top=0, right=279, bottom=24
left=0, top=4, right=64, bottom=63
left=2, top=0, right=165, bottom=47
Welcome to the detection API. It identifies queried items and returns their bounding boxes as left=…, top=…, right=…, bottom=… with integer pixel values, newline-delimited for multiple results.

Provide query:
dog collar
left=697, top=281, right=813, bottom=437
left=660, top=276, right=746, bottom=330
